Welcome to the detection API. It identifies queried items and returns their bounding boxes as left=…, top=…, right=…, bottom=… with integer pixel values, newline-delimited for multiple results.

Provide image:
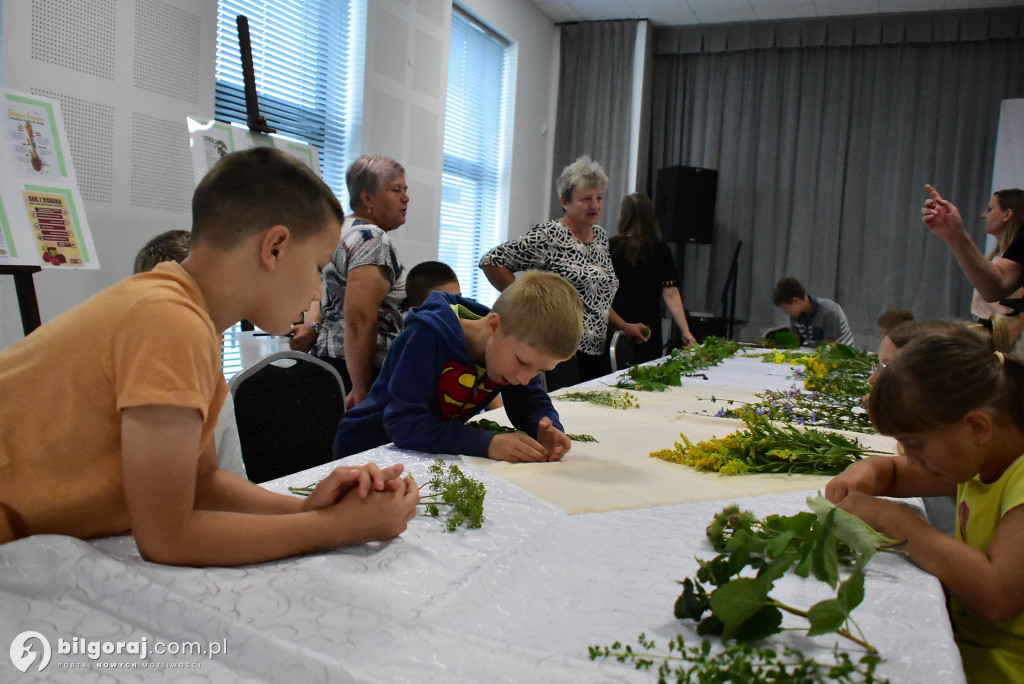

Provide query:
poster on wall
left=0, top=88, right=98, bottom=269
left=187, top=117, right=321, bottom=185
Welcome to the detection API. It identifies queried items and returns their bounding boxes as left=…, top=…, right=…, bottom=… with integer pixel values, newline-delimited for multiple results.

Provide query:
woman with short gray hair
left=314, top=154, right=409, bottom=408
left=479, top=155, right=648, bottom=387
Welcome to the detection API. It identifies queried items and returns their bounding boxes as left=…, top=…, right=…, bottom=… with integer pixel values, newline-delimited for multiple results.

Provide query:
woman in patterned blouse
left=314, top=155, right=409, bottom=408
left=479, top=155, right=648, bottom=386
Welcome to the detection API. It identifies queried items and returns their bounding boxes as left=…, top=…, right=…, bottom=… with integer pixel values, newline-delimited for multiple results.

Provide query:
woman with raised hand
left=969, top=189, right=1024, bottom=355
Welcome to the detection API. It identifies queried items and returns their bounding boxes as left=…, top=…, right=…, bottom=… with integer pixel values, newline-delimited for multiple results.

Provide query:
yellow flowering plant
left=651, top=408, right=885, bottom=476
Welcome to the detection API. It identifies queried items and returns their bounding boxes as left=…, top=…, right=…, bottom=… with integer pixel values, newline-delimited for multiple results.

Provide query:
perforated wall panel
left=131, top=113, right=192, bottom=212
left=31, top=0, right=116, bottom=80
left=133, top=0, right=201, bottom=103
left=31, top=89, right=114, bottom=203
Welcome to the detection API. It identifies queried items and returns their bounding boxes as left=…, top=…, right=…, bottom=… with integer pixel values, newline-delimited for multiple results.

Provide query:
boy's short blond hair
left=491, top=270, right=582, bottom=360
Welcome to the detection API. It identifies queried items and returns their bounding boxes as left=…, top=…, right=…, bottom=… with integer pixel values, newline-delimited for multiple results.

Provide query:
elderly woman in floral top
left=479, top=155, right=648, bottom=386
left=313, top=155, right=408, bottom=408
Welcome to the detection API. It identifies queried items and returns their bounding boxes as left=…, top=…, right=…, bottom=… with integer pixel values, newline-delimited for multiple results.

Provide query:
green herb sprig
left=651, top=407, right=885, bottom=476
left=589, top=633, right=886, bottom=683
left=469, top=417, right=598, bottom=443
left=566, top=433, right=598, bottom=443
left=553, top=389, right=639, bottom=409
left=288, top=460, right=486, bottom=532
left=417, top=460, right=486, bottom=532
left=615, top=337, right=742, bottom=391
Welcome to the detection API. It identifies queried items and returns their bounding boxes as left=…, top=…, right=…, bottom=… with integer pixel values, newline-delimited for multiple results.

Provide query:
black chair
left=541, top=354, right=579, bottom=392
left=609, top=330, right=636, bottom=372
left=229, top=351, right=346, bottom=483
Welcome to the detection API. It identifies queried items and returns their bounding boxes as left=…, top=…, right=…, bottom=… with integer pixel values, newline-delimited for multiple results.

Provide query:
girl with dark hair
left=827, top=331, right=1024, bottom=682
left=609, top=193, right=695, bottom=363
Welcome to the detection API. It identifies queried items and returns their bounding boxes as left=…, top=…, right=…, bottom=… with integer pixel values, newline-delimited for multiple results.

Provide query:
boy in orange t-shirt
left=0, top=147, right=419, bottom=566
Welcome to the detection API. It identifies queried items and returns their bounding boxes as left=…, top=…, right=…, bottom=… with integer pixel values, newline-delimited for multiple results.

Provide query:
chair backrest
left=541, top=354, right=579, bottom=392
left=609, top=330, right=635, bottom=372
left=229, top=351, right=346, bottom=483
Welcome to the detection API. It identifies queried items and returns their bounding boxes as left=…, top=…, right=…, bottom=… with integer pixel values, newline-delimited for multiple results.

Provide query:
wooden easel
left=0, top=264, right=42, bottom=335
left=236, top=13, right=273, bottom=337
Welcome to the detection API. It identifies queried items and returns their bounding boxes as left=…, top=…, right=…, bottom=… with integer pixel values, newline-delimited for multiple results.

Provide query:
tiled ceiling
left=528, top=0, right=1024, bottom=25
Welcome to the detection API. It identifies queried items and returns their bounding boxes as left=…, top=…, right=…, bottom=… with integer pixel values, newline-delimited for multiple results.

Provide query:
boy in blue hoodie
left=333, top=270, right=583, bottom=462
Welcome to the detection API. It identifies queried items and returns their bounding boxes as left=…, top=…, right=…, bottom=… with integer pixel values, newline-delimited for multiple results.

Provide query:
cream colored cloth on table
left=466, top=384, right=896, bottom=514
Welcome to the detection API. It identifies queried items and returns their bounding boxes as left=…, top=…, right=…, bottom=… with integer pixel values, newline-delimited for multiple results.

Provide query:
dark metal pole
left=236, top=15, right=275, bottom=134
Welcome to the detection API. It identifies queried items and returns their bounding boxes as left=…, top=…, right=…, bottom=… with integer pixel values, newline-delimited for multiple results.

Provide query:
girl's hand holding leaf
left=824, top=457, right=889, bottom=505
left=831, top=490, right=911, bottom=537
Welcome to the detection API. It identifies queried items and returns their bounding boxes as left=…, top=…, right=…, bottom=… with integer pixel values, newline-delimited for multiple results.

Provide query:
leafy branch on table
left=651, top=407, right=886, bottom=476
left=614, top=337, right=742, bottom=392
left=590, top=497, right=903, bottom=683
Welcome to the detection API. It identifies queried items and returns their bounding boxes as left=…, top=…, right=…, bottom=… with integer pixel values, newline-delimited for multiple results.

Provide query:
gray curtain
left=552, top=20, right=637, bottom=231
left=647, top=8, right=1024, bottom=345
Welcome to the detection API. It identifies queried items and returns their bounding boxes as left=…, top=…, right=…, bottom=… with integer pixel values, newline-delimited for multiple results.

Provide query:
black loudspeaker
left=654, top=166, right=718, bottom=243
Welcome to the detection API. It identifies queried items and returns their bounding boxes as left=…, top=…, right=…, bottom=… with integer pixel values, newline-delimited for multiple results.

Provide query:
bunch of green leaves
left=417, top=459, right=486, bottom=532
left=469, top=417, right=598, bottom=443
left=567, top=432, right=599, bottom=443
left=470, top=418, right=518, bottom=434
left=760, top=330, right=802, bottom=349
left=553, top=389, right=639, bottom=409
left=795, top=344, right=873, bottom=398
left=702, top=388, right=874, bottom=435
left=651, top=408, right=885, bottom=476
left=751, top=343, right=872, bottom=397
left=675, top=497, right=903, bottom=652
left=589, top=633, right=886, bottom=683
left=615, top=337, right=743, bottom=391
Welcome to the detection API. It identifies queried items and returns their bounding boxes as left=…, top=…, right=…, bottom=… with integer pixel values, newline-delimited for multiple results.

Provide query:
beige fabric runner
left=465, top=385, right=896, bottom=514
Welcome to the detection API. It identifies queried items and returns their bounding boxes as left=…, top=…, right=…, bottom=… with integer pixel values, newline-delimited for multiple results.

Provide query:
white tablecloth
left=0, top=353, right=966, bottom=683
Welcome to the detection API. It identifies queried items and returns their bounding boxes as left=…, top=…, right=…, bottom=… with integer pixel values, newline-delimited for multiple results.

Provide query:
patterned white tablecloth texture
left=0, top=353, right=966, bottom=682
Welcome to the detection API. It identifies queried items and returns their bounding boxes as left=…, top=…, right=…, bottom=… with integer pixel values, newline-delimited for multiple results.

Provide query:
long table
left=0, top=353, right=966, bottom=682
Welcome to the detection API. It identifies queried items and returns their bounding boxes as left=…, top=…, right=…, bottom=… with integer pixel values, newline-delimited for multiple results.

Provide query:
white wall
left=360, top=0, right=451, bottom=270
left=458, top=0, right=560, bottom=239
left=0, top=0, right=559, bottom=349
left=374, top=0, right=560, bottom=268
left=0, top=0, right=216, bottom=349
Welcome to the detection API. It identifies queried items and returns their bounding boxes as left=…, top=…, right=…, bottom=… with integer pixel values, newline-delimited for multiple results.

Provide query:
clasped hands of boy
left=298, top=463, right=421, bottom=543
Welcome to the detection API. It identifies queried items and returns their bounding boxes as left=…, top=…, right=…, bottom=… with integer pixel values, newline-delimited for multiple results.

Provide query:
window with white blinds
left=439, top=7, right=514, bottom=307
left=214, top=0, right=365, bottom=378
